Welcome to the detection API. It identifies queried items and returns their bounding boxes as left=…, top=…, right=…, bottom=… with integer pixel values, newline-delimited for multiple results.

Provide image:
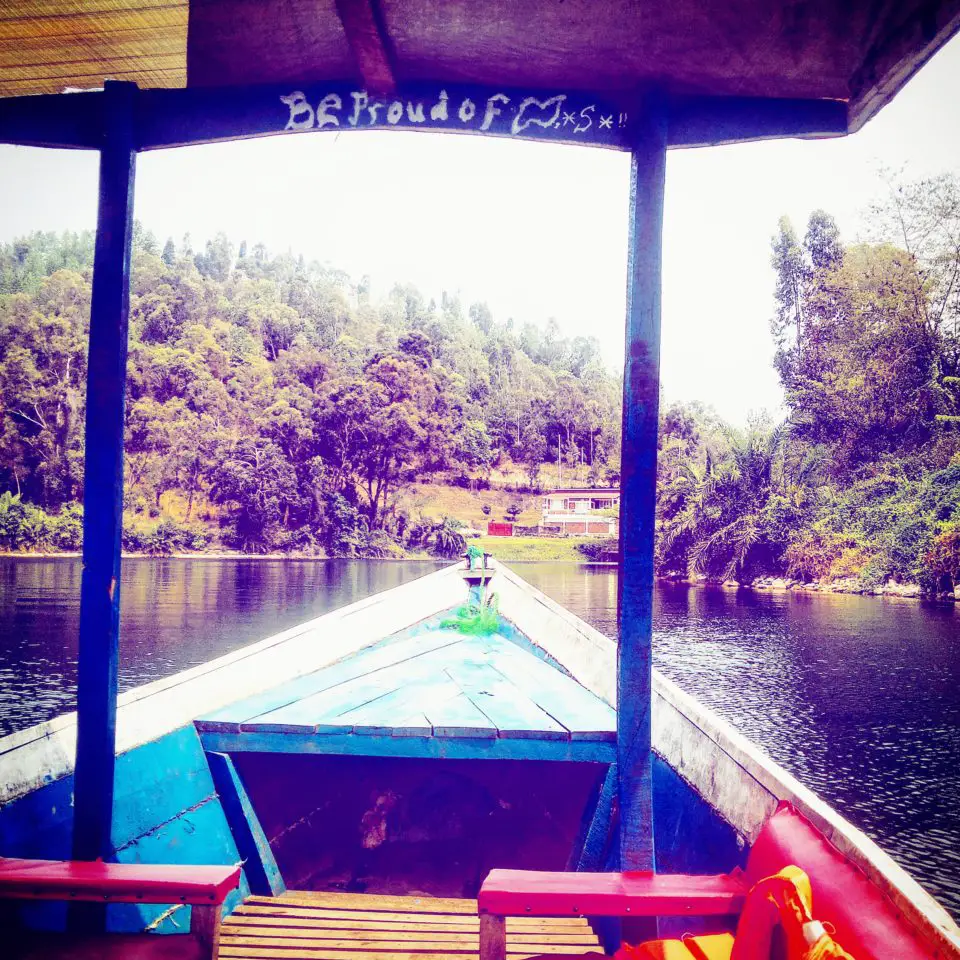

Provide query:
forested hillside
left=0, top=227, right=621, bottom=557
left=1, top=171, right=959, bottom=596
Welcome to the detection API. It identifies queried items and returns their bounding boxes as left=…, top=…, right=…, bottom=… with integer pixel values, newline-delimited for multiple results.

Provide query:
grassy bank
left=470, top=535, right=594, bottom=562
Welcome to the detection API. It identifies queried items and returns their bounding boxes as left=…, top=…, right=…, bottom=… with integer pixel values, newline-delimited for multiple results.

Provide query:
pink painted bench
left=478, top=869, right=748, bottom=960
left=0, top=857, right=241, bottom=958
left=478, top=804, right=943, bottom=960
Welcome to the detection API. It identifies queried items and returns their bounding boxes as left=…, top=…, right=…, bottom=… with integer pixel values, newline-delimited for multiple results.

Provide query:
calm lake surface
left=0, top=558, right=958, bottom=918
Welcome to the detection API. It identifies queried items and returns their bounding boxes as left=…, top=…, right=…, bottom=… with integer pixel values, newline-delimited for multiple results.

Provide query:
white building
left=540, top=488, right=620, bottom=536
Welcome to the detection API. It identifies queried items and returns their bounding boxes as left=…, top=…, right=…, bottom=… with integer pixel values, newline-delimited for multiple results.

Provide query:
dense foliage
left=3, top=172, right=959, bottom=595
left=0, top=228, right=621, bottom=556
left=656, top=173, right=960, bottom=595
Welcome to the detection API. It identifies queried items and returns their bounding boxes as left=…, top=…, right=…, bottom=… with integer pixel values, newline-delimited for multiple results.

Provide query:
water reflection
left=0, top=557, right=443, bottom=735
left=521, top=564, right=960, bottom=921
left=0, top=557, right=957, bottom=920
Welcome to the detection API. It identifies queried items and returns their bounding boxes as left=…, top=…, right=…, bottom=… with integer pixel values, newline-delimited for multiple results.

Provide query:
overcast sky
left=2, top=38, right=960, bottom=425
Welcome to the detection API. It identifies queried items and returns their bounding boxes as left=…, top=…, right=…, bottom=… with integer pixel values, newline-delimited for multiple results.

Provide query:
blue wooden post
left=72, top=81, right=137, bottom=874
left=617, top=93, right=667, bottom=874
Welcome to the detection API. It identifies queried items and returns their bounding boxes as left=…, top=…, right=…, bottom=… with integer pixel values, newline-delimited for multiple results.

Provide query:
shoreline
left=0, top=552, right=953, bottom=603
left=659, top=574, right=957, bottom=604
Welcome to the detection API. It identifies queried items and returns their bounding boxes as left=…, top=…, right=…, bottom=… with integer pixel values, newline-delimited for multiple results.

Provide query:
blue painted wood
left=651, top=755, right=746, bottom=876
left=617, top=91, right=667, bottom=875
left=443, top=659, right=567, bottom=740
left=207, top=627, right=616, bottom=743
left=136, top=82, right=632, bottom=151
left=425, top=691, right=499, bottom=739
left=312, top=650, right=469, bottom=731
left=252, top=649, right=451, bottom=732
left=334, top=672, right=461, bottom=735
left=111, top=727, right=218, bottom=850
left=667, top=95, right=847, bottom=147
left=490, top=617, right=576, bottom=677
left=73, top=80, right=137, bottom=889
left=198, top=630, right=463, bottom=732
left=566, top=765, right=605, bottom=872
left=389, top=712, right=434, bottom=737
left=110, top=798, right=249, bottom=934
left=199, top=730, right=616, bottom=763
left=578, top=763, right=619, bottom=871
left=0, top=729, right=217, bottom=862
left=0, top=90, right=103, bottom=149
left=482, top=635, right=616, bottom=740
left=652, top=754, right=746, bottom=941
left=206, top=752, right=285, bottom=897
left=0, top=725, right=249, bottom=935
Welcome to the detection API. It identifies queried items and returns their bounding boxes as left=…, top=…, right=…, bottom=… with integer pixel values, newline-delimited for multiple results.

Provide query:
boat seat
left=0, top=857, right=241, bottom=960
left=479, top=869, right=748, bottom=917
left=477, top=870, right=746, bottom=960
left=478, top=803, right=941, bottom=960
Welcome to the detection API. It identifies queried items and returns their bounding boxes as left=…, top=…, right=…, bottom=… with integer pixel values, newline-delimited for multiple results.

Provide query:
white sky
left=2, top=38, right=960, bottom=425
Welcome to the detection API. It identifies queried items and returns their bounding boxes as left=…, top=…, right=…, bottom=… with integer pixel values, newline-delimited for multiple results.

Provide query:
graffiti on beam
left=279, top=88, right=628, bottom=146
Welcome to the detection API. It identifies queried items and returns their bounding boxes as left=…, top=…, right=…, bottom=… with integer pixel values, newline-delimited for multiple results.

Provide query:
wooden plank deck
left=218, top=890, right=604, bottom=959
left=197, top=631, right=616, bottom=760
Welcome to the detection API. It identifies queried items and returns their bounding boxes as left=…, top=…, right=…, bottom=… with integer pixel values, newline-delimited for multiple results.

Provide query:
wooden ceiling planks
left=0, top=0, right=187, bottom=95
left=186, top=0, right=357, bottom=88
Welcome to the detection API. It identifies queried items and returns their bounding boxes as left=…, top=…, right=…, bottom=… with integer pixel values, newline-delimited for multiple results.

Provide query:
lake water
left=0, top=558, right=958, bottom=919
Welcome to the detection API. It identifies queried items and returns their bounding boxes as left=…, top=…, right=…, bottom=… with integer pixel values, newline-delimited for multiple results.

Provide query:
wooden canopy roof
left=3, top=0, right=960, bottom=132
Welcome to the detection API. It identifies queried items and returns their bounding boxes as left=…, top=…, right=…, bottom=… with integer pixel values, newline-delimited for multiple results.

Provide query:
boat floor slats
left=220, top=937, right=594, bottom=951
left=201, top=630, right=616, bottom=747
left=221, top=927, right=597, bottom=943
left=230, top=913, right=590, bottom=931
left=253, top=892, right=478, bottom=913
left=217, top=944, right=572, bottom=960
left=218, top=891, right=603, bottom=960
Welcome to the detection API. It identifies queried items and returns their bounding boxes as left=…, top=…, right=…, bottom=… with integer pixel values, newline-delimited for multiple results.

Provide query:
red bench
left=0, top=857, right=241, bottom=959
left=478, top=803, right=940, bottom=960
left=478, top=869, right=747, bottom=960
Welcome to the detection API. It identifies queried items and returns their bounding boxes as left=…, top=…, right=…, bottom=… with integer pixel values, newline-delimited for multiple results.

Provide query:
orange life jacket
left=614, top=866, right=857, bottom=960
left=731, top=867, right=856, bottom=960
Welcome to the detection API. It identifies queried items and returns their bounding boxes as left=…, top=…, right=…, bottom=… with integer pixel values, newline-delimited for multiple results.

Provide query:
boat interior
left=3, top=0, right=960, bottom=957
left=2, top=563, right=959, bottom=959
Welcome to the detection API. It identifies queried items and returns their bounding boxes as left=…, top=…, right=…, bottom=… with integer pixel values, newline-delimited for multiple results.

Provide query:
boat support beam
left=71, top=80, right=138, bottom=926
left=568, top=762, right=619, bottom=872
left=617, top=93, right=667, bottom=878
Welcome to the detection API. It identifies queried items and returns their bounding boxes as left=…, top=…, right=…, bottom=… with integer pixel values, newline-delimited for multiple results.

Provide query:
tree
left=0, top=270, right=88, bottom=506
left=209, top=438, right=301, bottom=551
left=804, top=209, right=842, bottom=271
left=457, top=419, right=494, bottom=471
left=770, top=216, right=806, bottom=384
left=316, top=352, right=454, bottom=527
left=0, top=227, right=629, bottom=561
left=194, top=232, right=234, bottom=281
